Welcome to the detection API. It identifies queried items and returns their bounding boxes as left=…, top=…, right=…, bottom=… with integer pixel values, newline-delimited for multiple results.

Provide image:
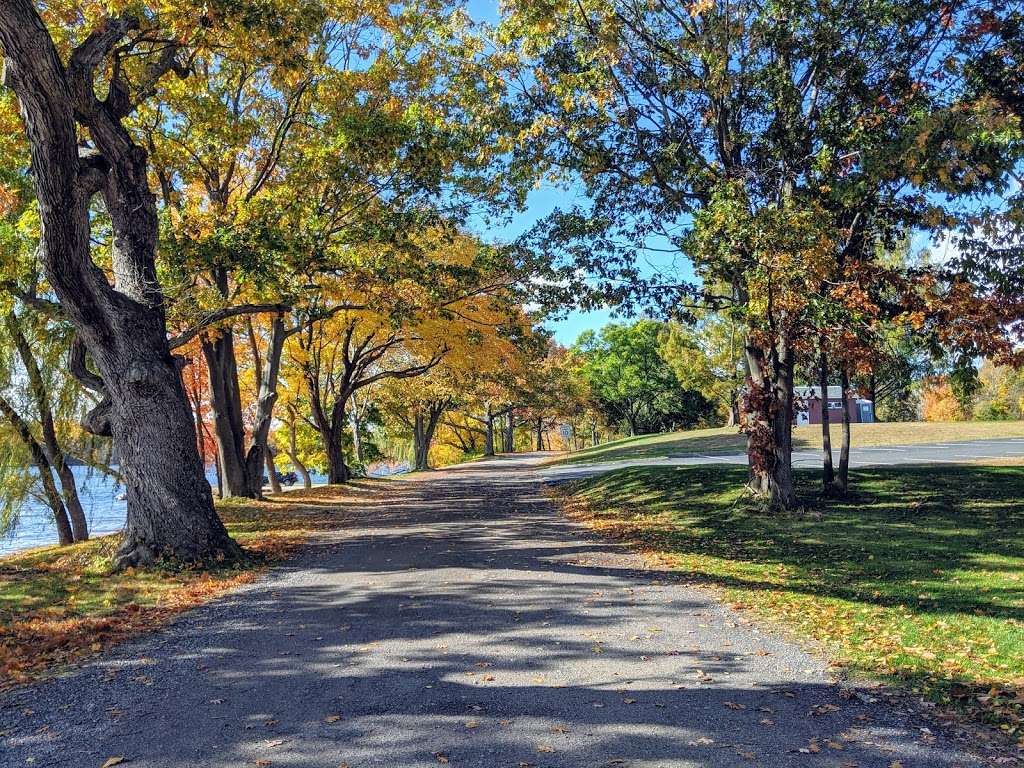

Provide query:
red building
left=793, top=385, right=874, bottom=426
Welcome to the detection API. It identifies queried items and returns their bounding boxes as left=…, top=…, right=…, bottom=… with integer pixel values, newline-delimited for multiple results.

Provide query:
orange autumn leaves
left=0, top=486, right=365, bottom=687
left=0, top=574, right=254, bottom=688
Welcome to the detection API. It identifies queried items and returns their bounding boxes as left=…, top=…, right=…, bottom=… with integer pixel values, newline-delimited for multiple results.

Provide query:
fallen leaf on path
left=723, top=701, right=746, bottom=710
left=324, top=714, right=342, bottom=724
left=434, top=753, right=449, bottom=764
left=537, top=744, right=556, bottom=753
left=799, top=738, right=821, bottom=754
left=811, top=703, right=841, bottom=716
left=101, top=759, right=126, bottom=768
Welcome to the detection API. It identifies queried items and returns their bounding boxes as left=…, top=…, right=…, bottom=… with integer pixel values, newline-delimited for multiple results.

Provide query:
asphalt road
left=1, top=454, right=987, bottom=767
left=539, top=437, right=1024, bottom=480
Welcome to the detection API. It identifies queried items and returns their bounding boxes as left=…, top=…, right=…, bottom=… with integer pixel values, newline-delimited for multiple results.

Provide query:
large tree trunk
left=108, top=343, right=237, bottom=566
left=54, top=457, right=87, bottom=542
left=413, top=412, right=430, bottom=471
left=0, top=5, right=237, bottom=567
left=535, top=417, right=544, bottom=451
left=265, top=449, right=281, bottom=494
left=241, top=315, right=287, bottom=497
left=322, top=424, right=351, bottom=484
left=306, top=389, right=350, bottom=484
left=591, top=419, right=599, bottom=446
left=412, top=402, right=446, bottom=471
left=202, top=330, right=249, bottom=497
left=0, top=396, right=74, bottom=546
left=503, top=410, right=515, bottom=453
left=836, top=366, right=852, bottom=493
left=818, top=340, right=835, bottom=491
left=743, top=339, right=797, bottom=509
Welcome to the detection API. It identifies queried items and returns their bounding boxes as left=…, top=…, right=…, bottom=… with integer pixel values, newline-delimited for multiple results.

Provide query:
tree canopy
left=0, top=0, right=1022, bottom=558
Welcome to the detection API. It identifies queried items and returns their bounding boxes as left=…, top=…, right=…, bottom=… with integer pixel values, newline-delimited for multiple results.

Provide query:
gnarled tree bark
left=743, top=337, right=797, bottom=510
left=0, top=4, right=237, bottom=566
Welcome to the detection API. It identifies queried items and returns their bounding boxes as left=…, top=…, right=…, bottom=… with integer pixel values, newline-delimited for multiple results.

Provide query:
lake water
left=1, top=462, right=406, bottom=556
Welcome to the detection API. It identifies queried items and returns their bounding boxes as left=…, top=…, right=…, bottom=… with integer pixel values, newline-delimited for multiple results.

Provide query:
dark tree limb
left=168, top=303, right=291, bottom=349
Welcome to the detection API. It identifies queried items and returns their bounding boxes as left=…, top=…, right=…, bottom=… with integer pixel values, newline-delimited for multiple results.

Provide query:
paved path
left=1, top=455, right=986, bottom=767
left=539, top=437, right=1024, bottom=480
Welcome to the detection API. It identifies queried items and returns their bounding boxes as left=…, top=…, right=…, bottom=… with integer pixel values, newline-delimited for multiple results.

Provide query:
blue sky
left=463, top=0, right=698, bottom=345
left=459, top=0, right=657, bottom=346
left=471, top=184, right=693, bottom=346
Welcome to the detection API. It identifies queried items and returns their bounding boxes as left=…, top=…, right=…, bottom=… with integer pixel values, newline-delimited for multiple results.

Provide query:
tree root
left=112, top=540, right=160, bottom=571
left=112, top=534, right=244, bottom=572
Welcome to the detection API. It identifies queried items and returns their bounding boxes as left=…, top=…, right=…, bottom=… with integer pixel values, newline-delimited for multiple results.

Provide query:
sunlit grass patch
left=554, top=464, right=1024, bottom=738
left=550, top=420, right=1024, bottom=466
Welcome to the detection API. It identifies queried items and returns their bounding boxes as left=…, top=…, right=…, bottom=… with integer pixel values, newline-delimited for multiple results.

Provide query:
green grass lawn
left=553, top=420, right=1024, bottom=465
left=555, top=464, right=1024, bottom=738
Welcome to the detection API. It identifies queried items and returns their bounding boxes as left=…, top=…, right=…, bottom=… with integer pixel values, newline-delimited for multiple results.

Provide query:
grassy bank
left=553, top=420, right=1024, bottom=466
left=0, top=484, right=374, bottom=688
left=554, top=464, right=1024, bottom=739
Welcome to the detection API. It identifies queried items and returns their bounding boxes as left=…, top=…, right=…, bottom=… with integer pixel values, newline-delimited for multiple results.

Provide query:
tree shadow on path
left=0, top=455, right=987, bottom=767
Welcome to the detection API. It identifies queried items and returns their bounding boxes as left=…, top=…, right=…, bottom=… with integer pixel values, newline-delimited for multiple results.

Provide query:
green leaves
left=573, top=320, right=715, bottom=434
